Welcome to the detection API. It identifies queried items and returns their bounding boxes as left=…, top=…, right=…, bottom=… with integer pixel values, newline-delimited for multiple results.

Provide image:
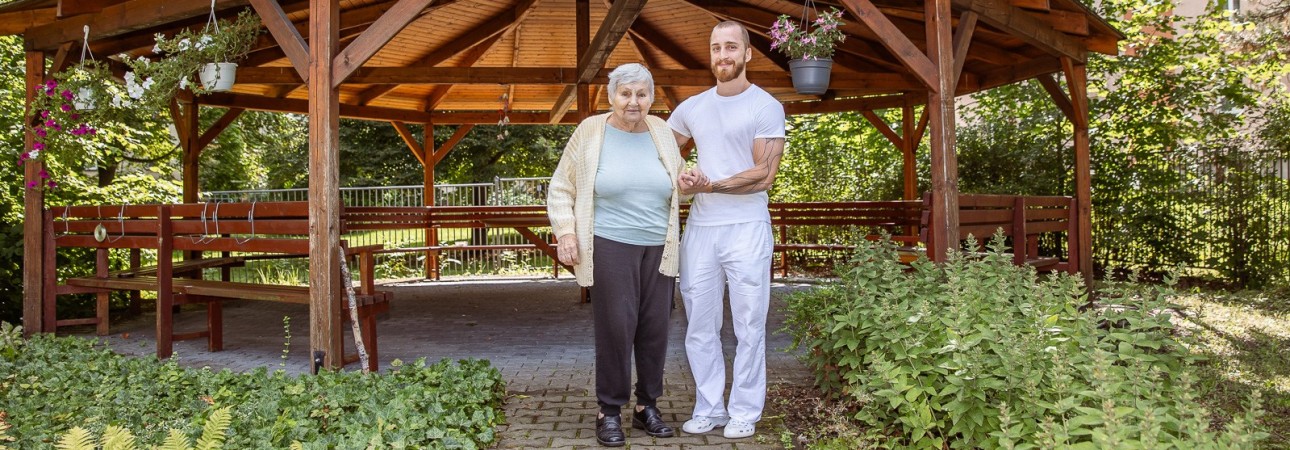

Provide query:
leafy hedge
left=0, top=324, right=506, bottom=449
left=784, top=235, right=1266, bottom=449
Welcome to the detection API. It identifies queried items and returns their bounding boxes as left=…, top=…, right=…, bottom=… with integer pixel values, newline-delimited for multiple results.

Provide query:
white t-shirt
left=668, top=85, right=786, bottom=226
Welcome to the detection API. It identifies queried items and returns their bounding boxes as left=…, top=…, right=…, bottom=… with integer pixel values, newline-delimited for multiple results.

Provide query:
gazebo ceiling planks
left=1, top=0, right=1123, bottom=124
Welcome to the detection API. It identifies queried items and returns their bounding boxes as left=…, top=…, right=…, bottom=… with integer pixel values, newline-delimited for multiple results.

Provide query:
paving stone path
left=94, top=278, right=817, bottom=449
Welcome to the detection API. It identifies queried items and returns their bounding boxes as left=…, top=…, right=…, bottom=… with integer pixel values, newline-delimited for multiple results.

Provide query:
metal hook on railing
left=192, top=202, right=214, bottom=244
left=55, top=207, right=71, bottom=239
left=235, top=200, right=256, bottom=244
left=107, top=203, right=127, bottom=243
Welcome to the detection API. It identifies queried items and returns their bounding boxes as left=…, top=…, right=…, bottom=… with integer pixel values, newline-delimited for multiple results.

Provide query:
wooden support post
left=924, top=0, right=960, bottom=262
left=96, top=248, right=110, bottom=335
left=423, top=123, right=438, bottom=280
left=23, top=49, right=46, bottom=336
left=156, top=205, right=174, bottom=358
left=309, top=0, right=345, bottom=372
left=181, top=98, right=200, bottom=204
left=901, top=100, right=918, bottom=201
left=41, top=211, right=56, bottom=334
left=1062, top=57, right=1093, bottom=284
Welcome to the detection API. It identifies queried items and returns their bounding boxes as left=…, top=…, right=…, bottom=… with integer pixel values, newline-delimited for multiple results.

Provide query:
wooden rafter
left=197, top=107, right=245, bottom=151
left=332, top=0, right=437, bottom=87
left=249, top=0, right=310, bottom=82
left=550, top=0, right=647, bottom=123
left=24, top=0, right=252, bottom=51
left=432, top=124, right=473, bottom=166
left=863, top=110, right=903, bottom=148
left=841, top=0, right=940, bottom=92
left=701, top=0, right=906, bottom=72
left=355, top=0, right=538, bottom=106
left=0, top=8, right=55, bottom=35
left=950, top=11, right=977, bottom=93
left=391, top=121, right=425, bottom=165
left=951, top=0, right=1086, bottom=62
left=422, top=32, right=508, bottom=110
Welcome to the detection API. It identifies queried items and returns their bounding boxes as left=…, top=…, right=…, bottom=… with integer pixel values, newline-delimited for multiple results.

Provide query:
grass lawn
left=1177, top=286, right=1290, bottom=448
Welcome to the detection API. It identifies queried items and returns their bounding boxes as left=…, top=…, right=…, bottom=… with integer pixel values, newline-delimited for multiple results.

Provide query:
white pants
left=680, top=221, right=773, bottom=423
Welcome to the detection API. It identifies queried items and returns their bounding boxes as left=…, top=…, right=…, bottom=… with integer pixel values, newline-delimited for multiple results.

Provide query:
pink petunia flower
left=47, top=181, right=57, bottom=188
left=60, top=104, right=72, bottom=112
left=32, top=142, right=45, bottom=150
left=35, top=128, right=46, bottom=137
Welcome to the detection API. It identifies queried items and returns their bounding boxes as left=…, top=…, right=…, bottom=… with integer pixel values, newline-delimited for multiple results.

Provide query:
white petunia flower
left=179, top=77, right=188, bottom=90
left=29, top=150, right=40, bottom=159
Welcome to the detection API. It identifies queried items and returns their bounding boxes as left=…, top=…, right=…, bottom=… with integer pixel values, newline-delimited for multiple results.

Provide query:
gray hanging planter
left=788, top=58, right=833, bottom=95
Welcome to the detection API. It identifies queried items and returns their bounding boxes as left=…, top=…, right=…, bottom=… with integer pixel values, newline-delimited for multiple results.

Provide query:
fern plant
left=54, top=407, right=231, bottom=450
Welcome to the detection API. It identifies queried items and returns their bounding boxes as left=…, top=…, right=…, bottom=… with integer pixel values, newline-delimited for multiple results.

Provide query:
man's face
left=709, top=27, right=749, bottom=83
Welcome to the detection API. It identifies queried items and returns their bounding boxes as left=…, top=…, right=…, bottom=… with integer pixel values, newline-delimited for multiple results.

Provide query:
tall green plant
left=784, top=235, right=1266, bottom=448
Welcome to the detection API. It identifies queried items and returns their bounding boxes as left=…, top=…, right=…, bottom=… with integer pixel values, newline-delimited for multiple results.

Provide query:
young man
left=669, top=20, right=787, bottom=440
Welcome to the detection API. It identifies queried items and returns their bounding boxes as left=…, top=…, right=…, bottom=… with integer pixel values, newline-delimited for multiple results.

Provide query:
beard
left=711, top=57, right=746, bottom=83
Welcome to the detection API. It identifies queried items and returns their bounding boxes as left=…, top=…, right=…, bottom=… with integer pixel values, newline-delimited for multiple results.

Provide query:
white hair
left=607, top=63, right=654, bottom=100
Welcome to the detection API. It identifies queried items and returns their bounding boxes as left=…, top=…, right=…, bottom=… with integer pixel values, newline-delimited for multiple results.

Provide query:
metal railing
left=202, top=178, right=557, bottom=281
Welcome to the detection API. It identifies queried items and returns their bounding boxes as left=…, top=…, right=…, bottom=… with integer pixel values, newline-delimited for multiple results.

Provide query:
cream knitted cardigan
left=546, top=113, right=684, bottom=287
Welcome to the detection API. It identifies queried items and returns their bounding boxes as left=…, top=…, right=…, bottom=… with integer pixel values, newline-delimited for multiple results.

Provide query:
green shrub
left=0, top=330, right=506, bottom=449
left=784, top=235, right=1267, bottom=449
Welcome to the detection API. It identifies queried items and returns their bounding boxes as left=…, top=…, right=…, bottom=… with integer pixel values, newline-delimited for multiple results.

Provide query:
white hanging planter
left=198, top=62, right=238, bottom=92
left=73, top=87, right=96, bottom=110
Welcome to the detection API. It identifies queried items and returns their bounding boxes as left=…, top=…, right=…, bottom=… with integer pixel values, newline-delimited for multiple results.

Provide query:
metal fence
left=202, top=178, right=556, bottom=281
left=1093, top=148, right=1290, bottom=286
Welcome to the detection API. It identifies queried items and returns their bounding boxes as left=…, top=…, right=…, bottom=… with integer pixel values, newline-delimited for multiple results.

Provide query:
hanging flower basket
left=788, top=58, right=833, bottom=95
left=770, top=5, right=847, bottom=95
left=199, top=62, right=238, bottom=92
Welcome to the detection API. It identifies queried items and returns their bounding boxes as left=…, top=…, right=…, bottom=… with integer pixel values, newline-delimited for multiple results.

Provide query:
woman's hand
left=557, top=233, right=580, bottom=265
left=679, top=167, right=710, bottom=195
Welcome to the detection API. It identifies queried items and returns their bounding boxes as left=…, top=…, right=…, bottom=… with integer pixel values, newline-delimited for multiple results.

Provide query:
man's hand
left=556, top=234, right=580, bottom=265
left=679, top=167, right=710, bottom=195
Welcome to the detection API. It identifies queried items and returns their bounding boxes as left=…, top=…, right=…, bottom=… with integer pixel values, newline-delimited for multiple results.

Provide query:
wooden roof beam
left=951, top=0, right=1086, bottom=62
left=332, top=0, right=437, bottom=87
left=950, top=11, right=977, bottom=93
left=627, top=17, right=704, bottom=69
left=249, top=0, right=310, bottom=82
left=784, top=95, right=913, bottom=115
left=420, top=32, right=508, bottom=110
left=237, top=66, right=924, bottom=91
left=57, top=1, right=131, bottom=18
left=699, top=0, right=906, bottom=73
left=0, top=8, right=55, bottom=35
left=841, top=0, right=940, bottom=92
left=550, top=0, right=646, bottom=123
left=356, top=0, right=537, bottom=106
left=25, top=0, right=252, bottom=51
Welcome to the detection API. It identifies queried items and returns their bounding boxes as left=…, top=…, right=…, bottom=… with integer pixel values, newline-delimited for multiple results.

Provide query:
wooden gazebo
left=5, top=0, right=1122, bottom=370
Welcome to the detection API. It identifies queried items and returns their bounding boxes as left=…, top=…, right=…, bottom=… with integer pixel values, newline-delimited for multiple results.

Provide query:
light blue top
left=593, top=126, right=672, bottom=246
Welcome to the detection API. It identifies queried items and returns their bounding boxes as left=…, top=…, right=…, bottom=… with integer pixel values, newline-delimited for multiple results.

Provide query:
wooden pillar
left=308, top=0, right=345, bottom=372
left=22, top=49, right=45, bottom=336
left=423, top=122, right=439, bottom=280
left=180, top=99, right=200, bottom=204
left=1063, top=57, right=1093, bottom=284
left=901, top=101, right=918, bottom=201
left=924, top=0, right=959, bottom=261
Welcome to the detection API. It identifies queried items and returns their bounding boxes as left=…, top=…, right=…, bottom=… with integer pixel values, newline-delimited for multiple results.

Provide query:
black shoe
left=596, top=414, right=626, bottom=447
left=632, top=405, right=675, bottom=438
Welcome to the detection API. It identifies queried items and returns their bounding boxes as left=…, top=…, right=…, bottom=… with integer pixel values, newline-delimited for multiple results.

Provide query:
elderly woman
left=547, top=63, right=684, bottom=447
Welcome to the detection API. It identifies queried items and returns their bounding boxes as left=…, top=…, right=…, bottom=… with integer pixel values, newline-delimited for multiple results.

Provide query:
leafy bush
left=0, top=329, right=506, bottom=449
left=784, top=235, right=1267, bottom=448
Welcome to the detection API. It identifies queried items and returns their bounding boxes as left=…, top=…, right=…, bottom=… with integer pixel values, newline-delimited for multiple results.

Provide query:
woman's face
left=608, top=81, right=653, bottom=126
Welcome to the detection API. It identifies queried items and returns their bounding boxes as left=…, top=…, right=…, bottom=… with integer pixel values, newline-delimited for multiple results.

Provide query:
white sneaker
left=723, top=419, right=755, bottom=439
left=681, top=415, right=728, bottom=434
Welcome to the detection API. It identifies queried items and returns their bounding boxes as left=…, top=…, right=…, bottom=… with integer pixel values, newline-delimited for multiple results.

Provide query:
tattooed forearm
left=709, top=138, right=785, bottom=194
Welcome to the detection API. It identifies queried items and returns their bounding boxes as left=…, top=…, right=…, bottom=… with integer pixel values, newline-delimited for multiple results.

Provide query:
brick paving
left=92, top=278, right=817, bottom=449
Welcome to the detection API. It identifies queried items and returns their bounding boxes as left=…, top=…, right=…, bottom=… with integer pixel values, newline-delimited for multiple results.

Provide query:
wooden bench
left=767, top=201, right=925, bottom=275
left=921, top=193, right=1078, bottom=273
left=45, top=202, right=391, bottom=371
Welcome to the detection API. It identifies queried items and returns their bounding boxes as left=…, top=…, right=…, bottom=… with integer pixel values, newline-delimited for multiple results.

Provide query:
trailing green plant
left=125, top=10, right=260, bottom=111
left=0, top=328, right=506, bottom=449
left=54, top=406, right=231, bottom=450
left=783, top=234, right=1268, bottom=448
